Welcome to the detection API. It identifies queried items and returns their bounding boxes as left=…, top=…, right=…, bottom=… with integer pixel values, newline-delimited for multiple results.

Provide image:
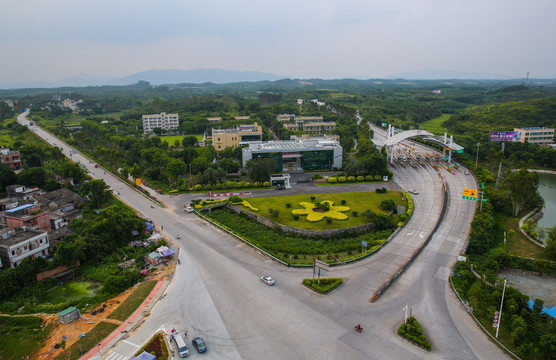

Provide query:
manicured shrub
left=253, top=182, right=261, bottom=187
left=326, top=219, right=332, bottom=224
left=310, top=196, right=316, bottom=202
left=398, top=317, right=431, bottom=350
left=244, top=182, right=252, bottom=188
left=224, top=180, right=233, bottom=189
left=347, top=176, right=355, bottom=182
left=341, top=199, right=347, bottom=205
left=365, top=175, right=373, bottom=181
left=194, top=184, right=203, bottom=191
left=302, top=278, right=343, bottom=294
left=327, top=177, right=338, bottom=183
left=338, top=176, right=347, bottom=183
left=352, top=211, right=358, bottom=216
left=205, top=184, right=212, bottom=190
left=215, top=183, right=222, bottom=189
left=356, top=176, right=364, bottom=181
left=380, top=199, right=396, bottom=211
left=293, top=214, right=299, bottom=220
left=312, top=174, right=323, bottom=180
left=271, top=209, right=279, bottom=218
left=262, top=181, right=270, bottom=187
left=228, top=195, right=242, bottom=203
left=374, top=175, right=382, bottom=181
left=286, top=203, right=291, bottom=208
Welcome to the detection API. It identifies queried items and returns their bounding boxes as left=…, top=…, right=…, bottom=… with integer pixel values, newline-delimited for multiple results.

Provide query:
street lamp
left=496, top=279, right=507, bottom=339
left=475, top=142, right=481, bottom=168
left=402, top=305, right=408, bottom=330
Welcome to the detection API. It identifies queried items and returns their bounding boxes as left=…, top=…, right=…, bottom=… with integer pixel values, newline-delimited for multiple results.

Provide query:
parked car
left=192, top=337, right=207, bottom=353
left=409, top=189, right=419, bottom=195
left=464, top=170, right=470, bottom=175
left=275, top=184, right=285, bottom=190
left=185, top=206, right=194, bottom=213
left=173, top=334, right=189, bottom=358
left=261, top=276, right=275, bottom=286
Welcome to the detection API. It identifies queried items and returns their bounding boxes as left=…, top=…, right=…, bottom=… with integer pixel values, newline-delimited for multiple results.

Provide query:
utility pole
left=475, top=142, right=480, bottom=167
left=403, top=305, right=408, bottom=330
left=496, top=279, right=507, bottom=339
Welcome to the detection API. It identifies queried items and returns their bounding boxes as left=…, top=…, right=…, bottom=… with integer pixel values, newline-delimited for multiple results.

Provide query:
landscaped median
left=397, top=316, right=431, bottom=351
left=302, top=278, right=343, bottom=294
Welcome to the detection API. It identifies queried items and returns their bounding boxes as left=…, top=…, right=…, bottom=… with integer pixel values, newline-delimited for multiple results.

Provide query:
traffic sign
left=462, top=188, right=477, bottom=200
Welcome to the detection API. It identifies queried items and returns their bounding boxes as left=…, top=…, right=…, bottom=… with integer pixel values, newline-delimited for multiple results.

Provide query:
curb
left=80, top=277, right=171, bottom=359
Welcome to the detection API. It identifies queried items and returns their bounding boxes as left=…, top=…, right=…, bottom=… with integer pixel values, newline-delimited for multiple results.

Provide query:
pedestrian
left=161, top=225, right=164, bottom=231
left=184, top=330, right=188, bottom=337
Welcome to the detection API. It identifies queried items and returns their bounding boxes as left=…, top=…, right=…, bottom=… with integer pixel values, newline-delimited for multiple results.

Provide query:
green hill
left=443, top=97, right=556, bottom=134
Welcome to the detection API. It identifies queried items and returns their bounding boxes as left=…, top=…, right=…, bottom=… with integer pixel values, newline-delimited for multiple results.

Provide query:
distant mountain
left=0, top=68, right=285, bottom=89
left=115, top=68, right=284, bottom=85
left=390, top=69, right=518, bottom=80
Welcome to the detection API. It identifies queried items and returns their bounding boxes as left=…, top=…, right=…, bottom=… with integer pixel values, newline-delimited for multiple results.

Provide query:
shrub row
left=192, top=181, right=271, bottom=191
left=327, top=175, right=383, bottom=183
left=302, top=278, right=343, bottom=293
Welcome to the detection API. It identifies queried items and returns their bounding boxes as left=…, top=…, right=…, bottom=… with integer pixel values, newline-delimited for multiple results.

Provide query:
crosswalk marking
left=104, top=351, right=128, bottom=360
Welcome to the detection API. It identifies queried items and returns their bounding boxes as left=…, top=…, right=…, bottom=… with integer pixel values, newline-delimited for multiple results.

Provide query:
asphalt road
left=18, top=112, right=509, bottom=360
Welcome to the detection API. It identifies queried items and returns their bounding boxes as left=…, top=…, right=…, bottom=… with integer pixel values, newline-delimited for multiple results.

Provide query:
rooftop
left=0, top=228, right=46, bottom=247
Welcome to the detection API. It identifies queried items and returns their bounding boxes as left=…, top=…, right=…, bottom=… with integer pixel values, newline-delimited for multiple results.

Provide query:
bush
left=253, top=182, right=261, bottom=187
left=228, top=195, right=242, bottom=204
left=397, top=316, right=431, bottom=350
left=215, top=183, right=222, bottom=189
left=356, top=176, right=364, bottom=181
left=286, top=203, right=291, bottom=208
left=302, top=278, right=343, bottom=294
left=352, top=211, right=358, bottom=216
left=311, top=196, right=316, bottom=202
left=341, top=199, right=347, bottom=205
left=293, top=214, right=299, bottom=220
left=312, top=174, right=323, bottom=180
left=262, top=181, right=270, bottom=187
left=375, top=187, right=387, bottom=194
left=194, top=184, right=203, bottom=191
left=244, top=182, right=252, bottom=188
left=374, top=175, right=382, bottom=181
left=338, top=176, right=347, bottom=183
left=205, top=184, right=212, bottom=190
left=326, top=219, right=332, bottom=224
left=347, top=176, right=355, bottom=182
left=380, top=199, right=396, bottom=211
left=365, top=175, right=373, bottom=181
left=327, top=177, right=338, bottom=183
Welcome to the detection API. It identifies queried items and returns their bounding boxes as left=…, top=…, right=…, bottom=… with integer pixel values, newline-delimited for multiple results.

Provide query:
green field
left=420, top=114, right=451, bottom=134
left=242, top=191, right=406, bottom=230
left=0, top=315, right=52, bottom=360
left=107, top=280, right=157, bottom=321
left=43, top=281, right=101, bottom=304
left=160, top=134, right=203, bottom=145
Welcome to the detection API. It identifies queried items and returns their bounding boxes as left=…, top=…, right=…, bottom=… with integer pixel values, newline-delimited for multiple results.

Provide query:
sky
left=1, top=0, right=556, bottom=86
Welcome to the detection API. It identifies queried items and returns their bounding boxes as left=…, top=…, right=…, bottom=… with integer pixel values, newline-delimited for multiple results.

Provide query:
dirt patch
left=499, top=269, right=556, bottom=307
left=35, top=261, right=176, bottom=359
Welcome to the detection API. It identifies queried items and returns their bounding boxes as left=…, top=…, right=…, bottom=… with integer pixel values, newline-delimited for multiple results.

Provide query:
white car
left=409, top=189, right=419, bottom=195
left=185, top=206, right=194, bottom=213
left=261, top=276, right=275, bottom=286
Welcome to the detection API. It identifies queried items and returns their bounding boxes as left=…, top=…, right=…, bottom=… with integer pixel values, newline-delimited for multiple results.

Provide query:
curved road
left=18, top=112, right=508, bottom=360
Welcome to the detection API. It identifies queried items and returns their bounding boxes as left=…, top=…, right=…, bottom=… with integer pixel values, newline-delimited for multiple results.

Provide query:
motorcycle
left=355, top=325, right=363, bottom=333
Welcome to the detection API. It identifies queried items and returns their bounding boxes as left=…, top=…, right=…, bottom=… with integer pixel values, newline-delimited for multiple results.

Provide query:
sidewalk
left=81, top=277, right=170, bottom=360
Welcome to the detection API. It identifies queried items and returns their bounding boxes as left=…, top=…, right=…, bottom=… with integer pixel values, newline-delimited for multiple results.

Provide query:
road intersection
left=18, top=112, right=509, bottom=359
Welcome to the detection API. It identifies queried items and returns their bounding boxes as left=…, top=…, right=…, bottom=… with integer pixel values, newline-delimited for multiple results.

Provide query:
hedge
left=302, top=278, right=343, bottom=293
left=398, top=316, right=431, bottom=350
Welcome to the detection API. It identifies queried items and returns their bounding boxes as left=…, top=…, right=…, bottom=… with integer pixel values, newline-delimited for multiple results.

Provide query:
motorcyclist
left=177, top=234, right=181, bottom=239
left=355, top=324, right=362, bottom=331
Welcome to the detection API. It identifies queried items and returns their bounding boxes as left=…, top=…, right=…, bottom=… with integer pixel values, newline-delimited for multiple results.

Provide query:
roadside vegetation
left=107, top=280, right=157, bottom=321
left=302, top=278, right=343, bottom=294
left=134, top=332, right=169, bottom=359
left=0, top=315, right=52, bottom=360
left=52, top=321, right=119, bottom=360
left=397, top=316, right=431, bottom=351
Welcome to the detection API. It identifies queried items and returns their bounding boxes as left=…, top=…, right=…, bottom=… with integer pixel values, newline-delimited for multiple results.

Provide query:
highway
left=18, top=111, right=509, bottom=359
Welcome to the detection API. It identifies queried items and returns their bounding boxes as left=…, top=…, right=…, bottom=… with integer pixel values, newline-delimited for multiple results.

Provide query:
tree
left=80, top=179, right=111, bottom=208
left=182, top=135, right=198, bottom=147
left=0, top=165, right=17, bottom=189
left=220, top=157, right=240, bottom=174
left=380, top=199, right=396, bottom=212
left=503, top=168, right=540, bottom=216
left=166, top=158, right=187, bottom=180
left=245, top=158, right=276, bottom=183
left=17, top=167, right=47, bottom=187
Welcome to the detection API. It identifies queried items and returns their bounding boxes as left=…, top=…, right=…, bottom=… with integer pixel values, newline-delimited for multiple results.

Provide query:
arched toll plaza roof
left=383, top=129, right=464, bottom=152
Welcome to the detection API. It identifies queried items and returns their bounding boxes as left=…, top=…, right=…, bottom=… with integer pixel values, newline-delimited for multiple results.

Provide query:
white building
left=0, top=228, right=49, bottom=268
left=142, top=112, right=179, bottom=134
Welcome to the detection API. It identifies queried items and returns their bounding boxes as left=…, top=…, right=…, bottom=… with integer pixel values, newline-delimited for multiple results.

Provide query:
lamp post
left=402, top=305, right=408, bottom=330
left=475, top=142, right=481, bottom=168
left=495, top=279, right=507, bottom=338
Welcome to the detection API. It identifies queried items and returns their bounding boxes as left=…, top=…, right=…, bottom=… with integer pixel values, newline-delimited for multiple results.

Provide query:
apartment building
left=0, top=227, right=49, bottom=268
left=142, top=112, right=179, bottom=134
left=212, top=123, right=263, bottom=151
left=514, top=127, right=554, bottom=145
left=276, top=114, right=336, bottom=134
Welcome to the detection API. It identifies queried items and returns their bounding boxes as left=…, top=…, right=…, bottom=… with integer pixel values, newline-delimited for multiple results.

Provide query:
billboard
left=489, top=131, right=521, bottom=142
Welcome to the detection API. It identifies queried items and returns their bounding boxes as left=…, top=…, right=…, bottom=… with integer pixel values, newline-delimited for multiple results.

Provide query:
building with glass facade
left=242, top=138, right=342, bottom=172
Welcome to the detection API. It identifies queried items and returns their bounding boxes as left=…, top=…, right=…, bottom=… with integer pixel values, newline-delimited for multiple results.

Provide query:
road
left=18, top=111, right=509, bottom=359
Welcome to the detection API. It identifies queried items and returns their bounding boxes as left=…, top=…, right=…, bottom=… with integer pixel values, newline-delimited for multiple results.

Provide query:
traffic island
left=302, top=278, right=343, bottom=294
left=397, top=316, right=431, bottom=351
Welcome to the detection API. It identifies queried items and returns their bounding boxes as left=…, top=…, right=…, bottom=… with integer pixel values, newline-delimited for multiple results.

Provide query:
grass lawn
left=242, top=191, right=406, bottom=230
left=160, top=134, right=203, bottom=145
left=0, top=315, right=52, bottom=360
left=53, top=322, right=119, bottom=360
left=505, top=217, right=548, bottom=260
left=420, top=114, right=451, bottom=134
left=107, top=280, right=157, bottom=321
left=43, top=281, right=101, bottom=304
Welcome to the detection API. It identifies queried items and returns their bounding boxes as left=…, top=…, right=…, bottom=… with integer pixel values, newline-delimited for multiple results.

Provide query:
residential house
left=0, top=227, right=49, bottom=268
left=3, top=203, right=51, bottom=232
left=0, top=148, right=22, bottom=170
left=6, top=185, right=43, bottom=200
